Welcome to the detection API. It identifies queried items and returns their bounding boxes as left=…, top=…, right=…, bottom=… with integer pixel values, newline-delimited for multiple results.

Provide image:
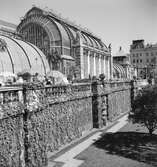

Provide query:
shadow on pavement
left=93, top=132, right=157, bottom=166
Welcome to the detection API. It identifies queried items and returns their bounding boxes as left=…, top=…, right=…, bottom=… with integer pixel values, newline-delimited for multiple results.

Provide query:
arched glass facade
left=20, top=23, right=50, bottom=56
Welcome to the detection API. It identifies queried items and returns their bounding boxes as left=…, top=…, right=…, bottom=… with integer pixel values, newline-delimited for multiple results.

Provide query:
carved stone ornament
left=0, top=38, right=7, bottom=52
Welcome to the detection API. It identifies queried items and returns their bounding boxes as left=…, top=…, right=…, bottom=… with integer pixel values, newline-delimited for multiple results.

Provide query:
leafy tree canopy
left=129, top=85, right=157, bottom=135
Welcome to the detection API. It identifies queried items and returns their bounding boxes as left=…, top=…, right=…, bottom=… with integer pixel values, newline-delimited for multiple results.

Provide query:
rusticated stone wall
left=0, top=116, right=24, bottom=167
left=0, top=81, right=134, bottom=167
left=92, top=81, right=131, bottom=128
left=0, top=89, right=25, bottom=167
left=108, top=89, right=131, bottom=121
left=26, top=97, right=92, bottom=167
left=23, top=83, right=93, bottom=167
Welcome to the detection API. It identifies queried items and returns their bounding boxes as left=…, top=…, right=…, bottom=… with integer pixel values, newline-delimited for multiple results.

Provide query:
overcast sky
left=0, top=0, right=156, bottom=54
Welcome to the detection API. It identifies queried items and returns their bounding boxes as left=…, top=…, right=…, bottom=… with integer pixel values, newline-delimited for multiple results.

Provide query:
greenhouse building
left=17, top=6, right=112, bottom=79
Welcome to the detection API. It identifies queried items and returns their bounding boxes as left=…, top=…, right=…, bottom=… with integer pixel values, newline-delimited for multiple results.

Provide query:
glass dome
left=0, top=35, right=50, bottom=75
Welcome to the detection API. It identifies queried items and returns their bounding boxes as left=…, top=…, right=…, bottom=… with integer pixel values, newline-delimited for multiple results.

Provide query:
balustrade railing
left=0, top=80, right=131, bottom=106
left=71, top=83, right=91, bottom=92
left=102, top=80, right=130, bottom=89
left=0, top=87, right=23, bottom=104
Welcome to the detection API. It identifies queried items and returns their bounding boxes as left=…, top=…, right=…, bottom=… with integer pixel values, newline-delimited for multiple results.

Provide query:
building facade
left=130, top=40, right=157, bottom=79
left=17, top=6, right=111, bottom=80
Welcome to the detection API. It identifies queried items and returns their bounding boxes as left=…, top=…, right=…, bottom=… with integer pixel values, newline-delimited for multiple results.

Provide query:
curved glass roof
left=0, top=48, right=12, bottom=72
left=0, top=35, right=50, bottom=75
left=1, top=36, right=30, bottom=72
left=81, top=34, right=88, bottom=45
left=43, top=17, right=61, bottom=42
left=83, top=34, right=92, bottom=47
left=88, top=36, right=98, bottom=48
left=53, top=20, right=71, bottom=48
left=66, top=26, right=76, bottom=40
left=18, top=7, right=109, bottom=52
left=113, top=63, right=126, bottom=78
left=92, top=38, right=101, bottom=49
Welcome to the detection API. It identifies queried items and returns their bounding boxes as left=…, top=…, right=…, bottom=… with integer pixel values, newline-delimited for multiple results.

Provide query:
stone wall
left=0, top=88, right=25, bottom=167
left=108, top=88, right=130, bottom=121
left=92, top=81, right=131, bottom=128
left=25, top=92, right=93, bottom=166
left=0, top=81, right=133, bottom=167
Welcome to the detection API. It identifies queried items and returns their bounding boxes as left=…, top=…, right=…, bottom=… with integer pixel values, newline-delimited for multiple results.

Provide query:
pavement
left=47, top=113, right=129, bottom=167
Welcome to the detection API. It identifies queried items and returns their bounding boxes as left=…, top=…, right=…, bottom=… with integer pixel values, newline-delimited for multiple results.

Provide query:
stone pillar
left=90, top=53, right=93, bottom=76
left=92, top=81, right=104, bottom=128
left=101, top=56, right=104, bottom=75
left=99, top=55, right=101, bottom=75
left=103, top=56, right=106, bottom=76
left=80, top=47, right=84, bottom=79
left=93, top=53, right=96, bottom=76
left=105, top=57, right=109, bottom=80
left=126, top=65, right=130, bottom=79
left=109, top=52, right=113, bottom=80
left=83, top=51, right=88, bottom=78
left=74, top=31, right=84, bottom=79
left=87, top=50, right=90, bottom=77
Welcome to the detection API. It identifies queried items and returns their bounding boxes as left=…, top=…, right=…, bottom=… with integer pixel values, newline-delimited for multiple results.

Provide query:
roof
left=18, top=6, right=109, bottom=52
left=0, top=35, right=50, bottom=75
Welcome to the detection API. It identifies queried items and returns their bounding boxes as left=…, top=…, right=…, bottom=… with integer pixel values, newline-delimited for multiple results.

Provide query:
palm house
left=17, top=6, right=112, bottom=79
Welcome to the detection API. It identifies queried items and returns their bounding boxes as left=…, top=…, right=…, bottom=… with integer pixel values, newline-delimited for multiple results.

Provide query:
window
left=133, top=59, right=135, bottom=63
left=147, top=59, right=149, bottom=63
left=140, top=59, right=142, bottom=63
left=151, top=52, right=154, bottom=56
left=151, top=58, right=155, bottom=63
left=146, top=53, right=149, bottom=56
left=133, top=54, right=135, bottom=57
left=140, top=53, right=142, bottom=56
left=137, top=59, right=139, bottom=63
left=136, top=53, right=138, bottom=57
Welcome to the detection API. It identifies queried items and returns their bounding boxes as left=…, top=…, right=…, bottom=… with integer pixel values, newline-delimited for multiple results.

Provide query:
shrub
left=129, top=85, right=157, bottom=135
left=17, top=72, right=31, bottom=81
left=99, top=73, right=105, bottom=81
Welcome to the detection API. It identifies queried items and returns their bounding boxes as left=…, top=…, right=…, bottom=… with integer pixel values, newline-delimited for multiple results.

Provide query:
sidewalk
left=47, top=113, right=130, bottom=167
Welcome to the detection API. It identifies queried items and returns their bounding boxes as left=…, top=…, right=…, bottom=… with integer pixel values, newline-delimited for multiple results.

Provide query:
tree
left=99, top=73, right=106, bottom=86
left=129, top=85, right=157, bottom=135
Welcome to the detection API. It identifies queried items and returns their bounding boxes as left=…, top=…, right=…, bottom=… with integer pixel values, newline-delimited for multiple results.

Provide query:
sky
left=0, top=0, right=156, bottom=54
